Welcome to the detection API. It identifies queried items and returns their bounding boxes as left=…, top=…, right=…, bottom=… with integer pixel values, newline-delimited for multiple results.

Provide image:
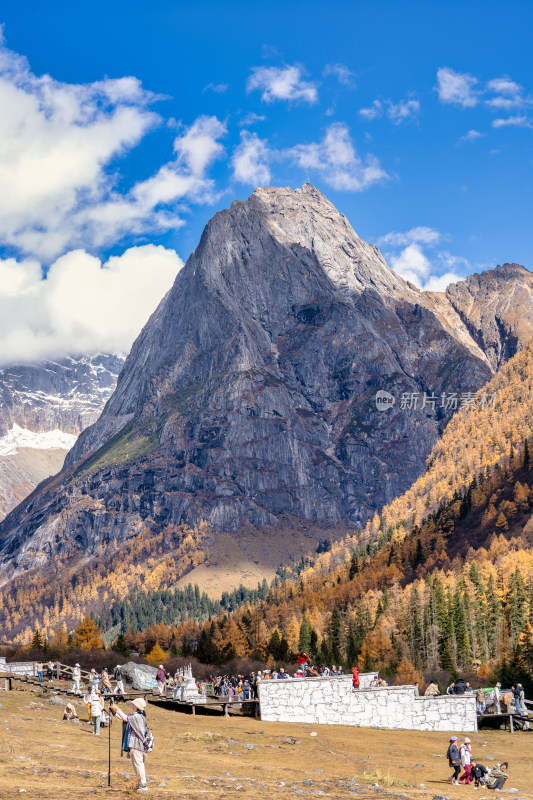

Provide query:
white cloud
left=387, top=98, right=420, bottom=124
left=359, top=100, right=383, bottom=120
left=359, top=97, right=419, bottom=124
left=389, top=243, right=431, bottom=285
left=238, top=112, right=266, bottom=126
left=423, top=271, right=463, bottom=292
left=203, top=83, right=228, bottom=93
left=459, top=129, right=485, bottom=142
left=388, top=244, right=462, bottom=291
left=485, top=76, right=527, bottom=110
left=381, top=227, right=466, bottom=292
left=436, top=67, right=478, bottom=107
left=0, top=33, right=226, bottom=261
left=323, top=63, right=356, bottom=87
left=492, top=115, right=531, bottom=128
left=378, top=227, right=441, bottom=247
left=287, top=122, right=388, bottom=192
left=247, top=64, right=318, bottom=104
left=231, top=131, right=271, bottom=185
left=0, top=245, right=182, bottom=365
left=487, top=77, right=522, bottom=96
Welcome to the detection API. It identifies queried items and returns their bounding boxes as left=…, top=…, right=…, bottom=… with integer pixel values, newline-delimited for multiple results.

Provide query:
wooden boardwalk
left=149, top=692, right=260, bottom=718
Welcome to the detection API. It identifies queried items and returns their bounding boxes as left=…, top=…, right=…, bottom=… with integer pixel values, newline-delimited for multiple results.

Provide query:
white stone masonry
left=258, top=675, right=477, bottom=732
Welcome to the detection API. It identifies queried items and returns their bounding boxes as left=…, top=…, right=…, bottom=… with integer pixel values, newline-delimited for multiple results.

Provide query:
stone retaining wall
left=0, top=657, right=36, bottom=676
left=258, top=675, right=477, bottom=732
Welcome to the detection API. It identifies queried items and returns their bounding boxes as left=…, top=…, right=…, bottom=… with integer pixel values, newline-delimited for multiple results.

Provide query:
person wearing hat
left=156, top=665, right=166, bottom=696
left=72, top=663, right=81, bottom=694
left=459, top=737, right=472, bottom=784
left=110, top=697, right=149, bottom=792
left=447, top=736, right=461, bottom=784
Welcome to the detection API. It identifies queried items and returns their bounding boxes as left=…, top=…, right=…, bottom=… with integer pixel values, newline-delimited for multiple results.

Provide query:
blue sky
left=0, top=0, right=531, bottom=362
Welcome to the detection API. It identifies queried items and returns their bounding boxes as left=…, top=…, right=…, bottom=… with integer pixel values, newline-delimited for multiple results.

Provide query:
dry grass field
left=0, top=688, right=532, bottom=800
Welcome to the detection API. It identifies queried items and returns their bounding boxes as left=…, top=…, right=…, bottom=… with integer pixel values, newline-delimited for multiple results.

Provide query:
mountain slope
left=0, top=185, right=496, bottom=586
left=0, top=355, right=124, bottom=519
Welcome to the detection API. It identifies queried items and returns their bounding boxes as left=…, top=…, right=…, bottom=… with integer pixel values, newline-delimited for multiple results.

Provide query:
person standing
left=156, top=665, right=166, bottom=696
left=352, top=666, right=360, bottom=689
left=110, top=698, right=150, bottom=792
left=512, top=685, right=523, bottom=716
left=447, top=736, right=461, bottom=784
left=89, top=668, right=99, bottom=691
left=36, top=661, right=44, bottom=683
left=487, top=762, right=509, bottom=790
left=476, top=689, right=486, bottom=715
left=101, top=667, right=112, bottom=695
left=459, top=737, right=472, bottom=784
left=72, top=663, right=81, bottom=694
left=493, top=682, right=501, bottom=714
left=90, top=689, right=103, bottom=736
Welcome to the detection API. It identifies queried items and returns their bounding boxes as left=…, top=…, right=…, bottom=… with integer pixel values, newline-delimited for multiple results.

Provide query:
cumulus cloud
left=359, top=100, right=383, bottom=120
left=436, top=67, right=478, bottom=107
left=359, top=97, right=420, bottom=124
left=247, top=64, right=318, bottom=104
left=459, top=129, right=485, bottom=142
left=323, top=63, right=356, bottom=87
left=388, top=244, right=462, bottom=291
left=231, top=131, right=271, bottom=185
left=0, top=245, right=182, bottom=365
left=287, top=122, right=388, bottom=192
left=0, top=33, right=226, bottom=261
left=492, top=115, right=531, bottom=128
left=381, top=227, right=466, bottom=292
left=378, top=227, right=441, bottom=247
left=485, top=76, right=528, bottom=110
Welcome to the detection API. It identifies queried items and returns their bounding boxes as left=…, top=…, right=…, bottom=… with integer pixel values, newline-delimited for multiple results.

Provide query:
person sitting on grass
left=471, top=760, right=489, bottom=789
left=63, top=703, right=78, bottom=721
left=487, top=762, right=508, bottom=791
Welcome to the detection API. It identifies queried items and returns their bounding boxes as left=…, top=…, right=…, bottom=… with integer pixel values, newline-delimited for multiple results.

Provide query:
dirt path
left=0, top=689, right=531, bottom=799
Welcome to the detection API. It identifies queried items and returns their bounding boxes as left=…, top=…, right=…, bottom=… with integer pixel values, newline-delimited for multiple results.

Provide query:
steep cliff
left=0, top=185, right=498, bottom=584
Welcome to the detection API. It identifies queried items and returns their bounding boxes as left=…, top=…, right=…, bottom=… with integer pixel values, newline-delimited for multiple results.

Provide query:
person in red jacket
left=298, top=653, right=309, bottom=673
left=352, top=666, right=360, bottom=689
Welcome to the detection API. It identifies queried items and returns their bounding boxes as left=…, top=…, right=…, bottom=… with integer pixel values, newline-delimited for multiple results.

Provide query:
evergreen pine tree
left=31, top=628, right=43, bottom=650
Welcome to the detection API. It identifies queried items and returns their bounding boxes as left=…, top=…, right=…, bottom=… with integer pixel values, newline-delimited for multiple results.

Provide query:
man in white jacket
left=72, top=663, right=81, bottom=694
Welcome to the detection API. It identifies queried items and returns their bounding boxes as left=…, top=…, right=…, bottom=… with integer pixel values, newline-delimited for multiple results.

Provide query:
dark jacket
left=156, top=668, right=166, bottom=682
left=471, top=764, right=489, bottom=780
left=447, top=744, right=460, bottom=767
left=454, top=679, right=466, bottom=695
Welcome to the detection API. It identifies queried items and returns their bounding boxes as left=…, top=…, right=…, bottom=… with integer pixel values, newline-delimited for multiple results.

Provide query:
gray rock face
left=444, top=263, right=533, bottom=371
left=0, top=184, right=512, bottom=579
left=0, top=354, right=124, bottom=520
left=0, top=354, right=124, bottom=437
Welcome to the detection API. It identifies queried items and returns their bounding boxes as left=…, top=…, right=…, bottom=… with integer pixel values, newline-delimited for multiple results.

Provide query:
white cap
left=132, top=697, right=146, bottom=711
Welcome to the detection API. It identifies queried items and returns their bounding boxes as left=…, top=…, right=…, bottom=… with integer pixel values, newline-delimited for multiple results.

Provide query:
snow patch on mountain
left=0, top=424, right=77, bottom=456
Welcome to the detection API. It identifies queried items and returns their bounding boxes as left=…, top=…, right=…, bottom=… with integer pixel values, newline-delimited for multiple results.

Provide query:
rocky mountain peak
left=445, top=261, right=533, bottom=370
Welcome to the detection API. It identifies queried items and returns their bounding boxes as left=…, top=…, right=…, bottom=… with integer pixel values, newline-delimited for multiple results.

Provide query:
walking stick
left=108, top=700, right=112, bottom=787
